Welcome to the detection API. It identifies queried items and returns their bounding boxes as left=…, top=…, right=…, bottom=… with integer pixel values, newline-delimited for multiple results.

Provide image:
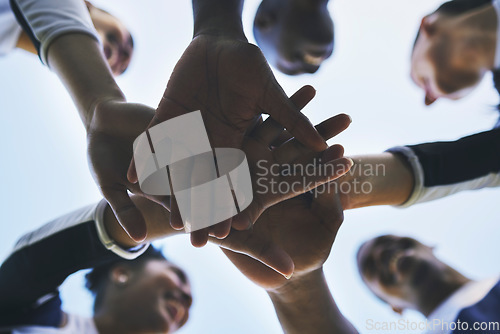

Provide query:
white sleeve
left=10, top=0, right=100, bottom=65
left=94, top=199, right=150, bottom=260
left=0, top=0, right=22, bottom=56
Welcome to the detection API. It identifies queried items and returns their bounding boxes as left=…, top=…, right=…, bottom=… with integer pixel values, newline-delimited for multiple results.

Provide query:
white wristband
left=94, top=200, right=149, bottom=260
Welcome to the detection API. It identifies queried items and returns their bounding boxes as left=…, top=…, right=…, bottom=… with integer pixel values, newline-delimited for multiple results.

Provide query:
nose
left=425, top=94, right=437, bottom=105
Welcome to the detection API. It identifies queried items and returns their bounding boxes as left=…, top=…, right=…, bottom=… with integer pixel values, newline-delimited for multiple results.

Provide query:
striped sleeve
left=0, top=200, right=148, bottom=329
left=9, top=0, right=100, bottom=65
left=387, top=127, right=500, bottom=208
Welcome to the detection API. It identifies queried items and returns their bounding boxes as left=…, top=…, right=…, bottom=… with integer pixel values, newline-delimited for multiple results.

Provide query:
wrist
left=332, top=172, right=354, bottom=211
left=267, top=268, right=325, bottom=301
left=192, top=0, right=247, bottom=41
left=86, top=95, right=126, bottom=133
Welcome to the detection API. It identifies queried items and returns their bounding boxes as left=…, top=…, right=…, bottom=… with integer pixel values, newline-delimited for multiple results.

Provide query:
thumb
left=102, top=187, right=147, bottom=242
left=127, top=158, right=138, bottom=183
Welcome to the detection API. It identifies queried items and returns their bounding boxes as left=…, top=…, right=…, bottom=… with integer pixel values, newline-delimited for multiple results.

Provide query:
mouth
left=303, top=53, right=324, bottom=66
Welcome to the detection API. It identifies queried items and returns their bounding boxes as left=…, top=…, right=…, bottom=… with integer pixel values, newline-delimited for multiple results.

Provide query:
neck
left=452, top=4, right=498, bottom=69
left=418, top=266, right=471, bottom=317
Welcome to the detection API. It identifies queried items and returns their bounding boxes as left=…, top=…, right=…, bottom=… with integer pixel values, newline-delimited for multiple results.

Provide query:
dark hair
left=413, top=0, right=492, bottom=48
left=85, top=246, right=167, bottom=312
left=435, top=0, right=492, bottom=15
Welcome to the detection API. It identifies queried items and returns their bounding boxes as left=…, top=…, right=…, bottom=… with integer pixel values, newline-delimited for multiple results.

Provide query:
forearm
left=192, top=0, right=246, bottom=40
left=335, top=153, right=414, bottom=210
left=338, top=127, right=500, bottom=209
left=0, top=197, right=176, bottom=315
left=47, top=34, right=124, bottom=129
left=267, top=269, right=357, bottom=334
left=10, top=0, right=123, bottom=129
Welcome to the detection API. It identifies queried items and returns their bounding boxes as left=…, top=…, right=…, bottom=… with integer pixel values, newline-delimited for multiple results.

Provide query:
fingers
left=274, top=156, right=353, bottom=200
left=315, top=113, right=352, bottom=140
left=190, top=228, right=209, bottom=247
left=127, top=159, right=138, bottom=183
left=321, top=144, right=345, bottom=163
left=299, top=157, right=354, bottom=190
left=101, top=187, right=147, bottom=242
left=272, top=114, right=351, bottom=164
left=290, top=85, right=317, bottom=110
left=215, top=231, right=294, bottom=280
left=231, top=199, right=263, bottom=231
left=210, top=219, right=232, bottom=239
left=252, top=85, right=316, bottom=147
left=188, top=221, right=231, bottom=248
left=170, top=196, right=185, bottom=230
left=263, top=84, right=327, bottom=152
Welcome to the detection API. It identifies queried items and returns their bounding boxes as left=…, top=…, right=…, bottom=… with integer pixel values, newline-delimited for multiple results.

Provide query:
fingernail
left=284, top=273, right=293, bottom=280
left=347, top=114, right=353, bottom=123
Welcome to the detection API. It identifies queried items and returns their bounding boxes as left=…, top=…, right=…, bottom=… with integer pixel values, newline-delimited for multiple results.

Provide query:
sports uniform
left=0, top=200, right=148, bottom=333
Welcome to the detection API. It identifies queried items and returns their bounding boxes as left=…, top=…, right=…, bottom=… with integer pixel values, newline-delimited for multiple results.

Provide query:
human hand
left=210, top=109, right=349, bottom=287
left=184, top=84, right=351, bottom=246
left=127, top=35, right=328, bottom=241
left=87, top=99, right=157, bottom=241
left=217, top=182, right=344, bottom=290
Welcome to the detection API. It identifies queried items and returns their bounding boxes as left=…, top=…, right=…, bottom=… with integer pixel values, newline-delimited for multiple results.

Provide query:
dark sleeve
left=453, top=280, right=500, bottom=333
left=387, top=127, right=500, bottom=207
left=0, top=202, right=146, bottom=329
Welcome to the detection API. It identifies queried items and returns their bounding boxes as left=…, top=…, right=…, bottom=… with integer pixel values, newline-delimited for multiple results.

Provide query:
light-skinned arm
left=336, top=153, right=415, bottom=210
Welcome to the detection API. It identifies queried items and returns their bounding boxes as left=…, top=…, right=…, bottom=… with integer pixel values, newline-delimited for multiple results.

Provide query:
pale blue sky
left=0, top=0, right=499, bottom=333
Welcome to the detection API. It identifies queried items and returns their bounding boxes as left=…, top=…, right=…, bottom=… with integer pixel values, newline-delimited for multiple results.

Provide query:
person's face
left=411, top=14, right=485, bottom=105
left=254, top=0, right=334, bottom=75
left=357, top=235, right=441, bottom=313
left=118, top=260, right=192, bottom=333
left=86, top=2, right=134, bottom=76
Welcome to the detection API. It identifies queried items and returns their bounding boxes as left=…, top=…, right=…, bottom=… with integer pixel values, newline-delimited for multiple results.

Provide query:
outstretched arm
left=335, top=153, right=414, bottom=210
left=0, top=196, right=176, bottom=329
left=10, top=0, right=151, bottom=242
left=336, top=126, right=500, bottom=210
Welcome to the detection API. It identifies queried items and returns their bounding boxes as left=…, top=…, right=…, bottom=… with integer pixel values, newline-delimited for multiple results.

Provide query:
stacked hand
left=215, top=168, right=345, bottom=288
left=87, top=100, right=156, bottom=241
left=127, top=35, right=336, bottom=244
left=207, top=88, right=351, bottom=280
left=189, top=83, right=352, bottom=247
